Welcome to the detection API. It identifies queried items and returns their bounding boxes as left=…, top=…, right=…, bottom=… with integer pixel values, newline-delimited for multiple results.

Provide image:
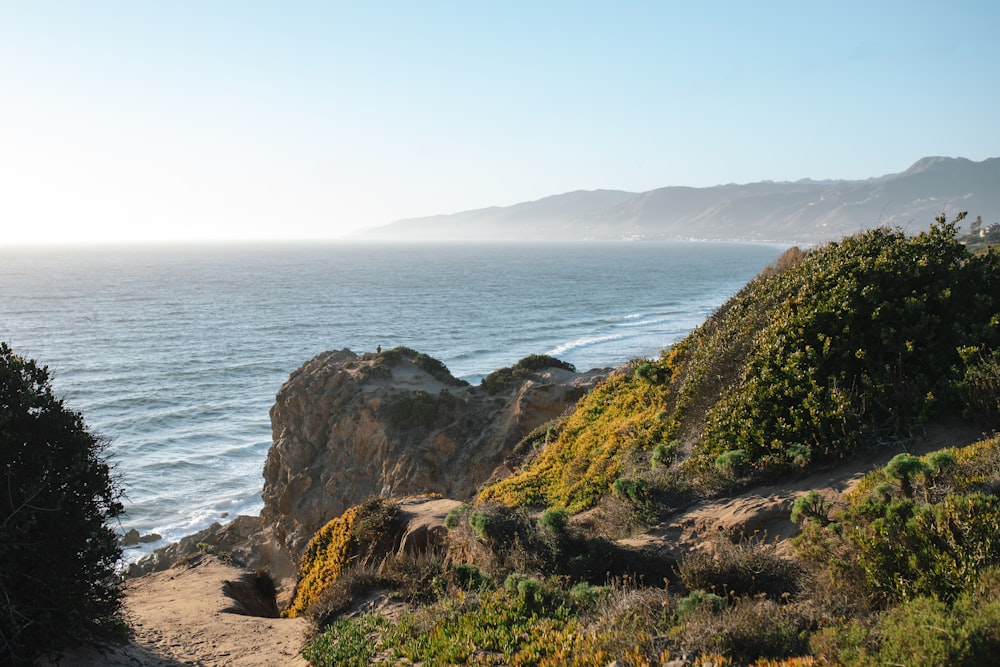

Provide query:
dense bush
left=382, top=389, right=459, bottom=431
left=694, top=218, right=1000, bottom=472
left=795, top=437, right=1000, bottom=607
left=812, top=574, right=1000, bottom=665
left=304, top=576, right=667, bottom=667
left=0, top=343, right=125, bottom=664
left=481, top=219, right=1000, bottom=515
left=957, top=346, right=1000, bottom=423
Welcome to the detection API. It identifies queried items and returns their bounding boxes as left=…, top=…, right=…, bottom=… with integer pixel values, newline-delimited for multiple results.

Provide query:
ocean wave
left=547, top=333, right=627, bottom=356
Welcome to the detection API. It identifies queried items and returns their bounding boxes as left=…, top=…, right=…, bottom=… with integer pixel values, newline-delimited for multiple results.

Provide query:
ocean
left=0, top=240, right=786, bottom=563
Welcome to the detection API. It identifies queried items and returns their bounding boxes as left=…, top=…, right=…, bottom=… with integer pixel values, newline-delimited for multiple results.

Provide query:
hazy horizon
left=3, top=2, right=998, bottom=245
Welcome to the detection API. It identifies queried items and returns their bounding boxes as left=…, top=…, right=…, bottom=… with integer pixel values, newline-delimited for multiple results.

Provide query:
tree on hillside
left=0, top=343, right=125, bottom=665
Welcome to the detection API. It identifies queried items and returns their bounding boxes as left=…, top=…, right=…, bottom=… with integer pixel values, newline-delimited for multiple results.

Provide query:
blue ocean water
left=0, top=240, right=785, bottom=562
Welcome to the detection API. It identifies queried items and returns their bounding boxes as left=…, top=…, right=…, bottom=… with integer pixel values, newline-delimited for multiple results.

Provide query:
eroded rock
left=262, top=348, right=608, bottom=557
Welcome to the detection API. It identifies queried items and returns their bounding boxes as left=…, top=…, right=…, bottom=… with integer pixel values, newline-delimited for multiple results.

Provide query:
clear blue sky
left=2, top=1, right=998, bottom=243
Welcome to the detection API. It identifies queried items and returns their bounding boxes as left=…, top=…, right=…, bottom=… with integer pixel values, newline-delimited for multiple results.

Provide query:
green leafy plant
left=676, top=590, right=727, bottom=620
left=538, top=507, right=569, bottom=536
left=651, top=440, right=679, bottom=468
left=689, top=218, right=1000, bottom=474
left=883, top=453, right=928, bottom=499
left=451, top=563, right=493, bottom=592
left=790, top=491, right=831, bottom=527
left=444, top=502, right=470, bottom=530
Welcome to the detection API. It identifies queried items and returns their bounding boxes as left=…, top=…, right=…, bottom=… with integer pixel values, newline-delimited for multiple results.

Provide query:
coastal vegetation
left=10, top=214, right=999, bottom=664
left=297, top=217, right=1000, bottom=665
left=0, top=343, right=126, bottom=665
left=483, top=217, right=1000, bottom=509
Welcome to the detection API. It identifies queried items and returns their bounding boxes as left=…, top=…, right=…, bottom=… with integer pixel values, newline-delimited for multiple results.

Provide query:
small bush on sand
left=678, top=533, right=802, bottom=600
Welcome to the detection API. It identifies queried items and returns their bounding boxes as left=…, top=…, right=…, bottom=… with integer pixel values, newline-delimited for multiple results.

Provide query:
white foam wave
left=547, top=333, right=625, bottom=356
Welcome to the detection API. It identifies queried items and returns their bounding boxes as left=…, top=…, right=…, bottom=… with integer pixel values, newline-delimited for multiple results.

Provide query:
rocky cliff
left=261, top=348, right=608, bottom=558
left=131, top=348, right=607, bottom=579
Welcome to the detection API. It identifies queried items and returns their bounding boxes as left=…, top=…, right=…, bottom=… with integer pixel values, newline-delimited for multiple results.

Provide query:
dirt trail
left=621, top=421, right=990, bottom=557
left=51, top=555, right=309, bottom=667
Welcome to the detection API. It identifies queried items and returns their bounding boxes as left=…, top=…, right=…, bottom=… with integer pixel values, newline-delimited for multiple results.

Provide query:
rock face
left=262, top=348, right=608, bottom=558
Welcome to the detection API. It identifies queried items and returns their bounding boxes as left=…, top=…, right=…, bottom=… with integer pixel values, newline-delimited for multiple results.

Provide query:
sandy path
left=53, top=555, right=310, bottom=667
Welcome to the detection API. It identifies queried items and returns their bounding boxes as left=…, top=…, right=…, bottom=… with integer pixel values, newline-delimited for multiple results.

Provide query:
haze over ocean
left=0, top=241, right=784, bottom=561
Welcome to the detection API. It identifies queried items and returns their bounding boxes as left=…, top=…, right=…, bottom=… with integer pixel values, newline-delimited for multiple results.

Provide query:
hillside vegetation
left=483, top=216, right=1000, bottom=512
left=296, top=217, right=1000, bottom=665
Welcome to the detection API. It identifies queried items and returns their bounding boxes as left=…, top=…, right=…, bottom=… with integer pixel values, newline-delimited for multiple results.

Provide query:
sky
left=1, top=1, right=998, bottom=245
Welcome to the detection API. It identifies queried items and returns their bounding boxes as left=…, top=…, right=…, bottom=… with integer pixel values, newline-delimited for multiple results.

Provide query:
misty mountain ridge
left=359, top=156, right=1000, bottom=243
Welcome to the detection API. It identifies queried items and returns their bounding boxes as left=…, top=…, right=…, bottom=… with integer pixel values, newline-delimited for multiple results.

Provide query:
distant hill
left=358, top=156, right=1000, bottom=243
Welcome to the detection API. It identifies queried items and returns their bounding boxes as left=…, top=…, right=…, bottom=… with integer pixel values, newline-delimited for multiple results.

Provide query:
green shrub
left=817, top=582, right=1000, bottom=667
left=714, top=449, right=747, bottom=476
left=651, top=440, right=678, bottom=468
left=538, top=507, right=570, bottom=536
left=875, top=593, right=1000, bottom=667
left=790, top=491, right=831, bottom=526
left=785, top=443, right=812, bottom=466
left=611, top=477, right=650, bottom=504
left=691, top=218, right=1000, bottom=473
left=443, top=503, right=469, bottom=530
left=382, top=390, right=458, bottom=431
left=884, top=452, right=928, bottom=499
left=610, top=477, right=658, bottom=524
left=569, top=581, right=604, bottom=606
left=451, top=563, right=493, bottom=592
left=303, top=613, right=391, bottom=667
left=634, top=361, right=669, bottom=384
left=676, top=590, right=727, bottom=620
left=957, top=346, right=1000, bottom=423
left=795, top=442, right=1000, bottom=606
left=0, top=344, right=126, bottom=665
left=467, top=511, right=491, bottom=541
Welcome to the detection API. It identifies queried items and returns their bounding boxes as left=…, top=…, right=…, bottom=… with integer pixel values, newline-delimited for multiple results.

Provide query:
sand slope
left=53, top=555, right=309, bottom=667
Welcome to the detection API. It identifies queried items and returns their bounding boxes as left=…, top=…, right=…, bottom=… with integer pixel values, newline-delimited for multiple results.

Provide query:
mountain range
left=358, top=156, right=1000, bottom=243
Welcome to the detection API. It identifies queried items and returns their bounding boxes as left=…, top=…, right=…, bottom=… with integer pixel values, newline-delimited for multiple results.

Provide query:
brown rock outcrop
left=262, top=348, right=608, bottom=558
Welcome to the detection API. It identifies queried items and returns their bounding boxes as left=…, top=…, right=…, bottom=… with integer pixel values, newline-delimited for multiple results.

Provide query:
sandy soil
left=51, top=555, right=310, bottom=667
left=50, top=496, right=464, bottom=667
